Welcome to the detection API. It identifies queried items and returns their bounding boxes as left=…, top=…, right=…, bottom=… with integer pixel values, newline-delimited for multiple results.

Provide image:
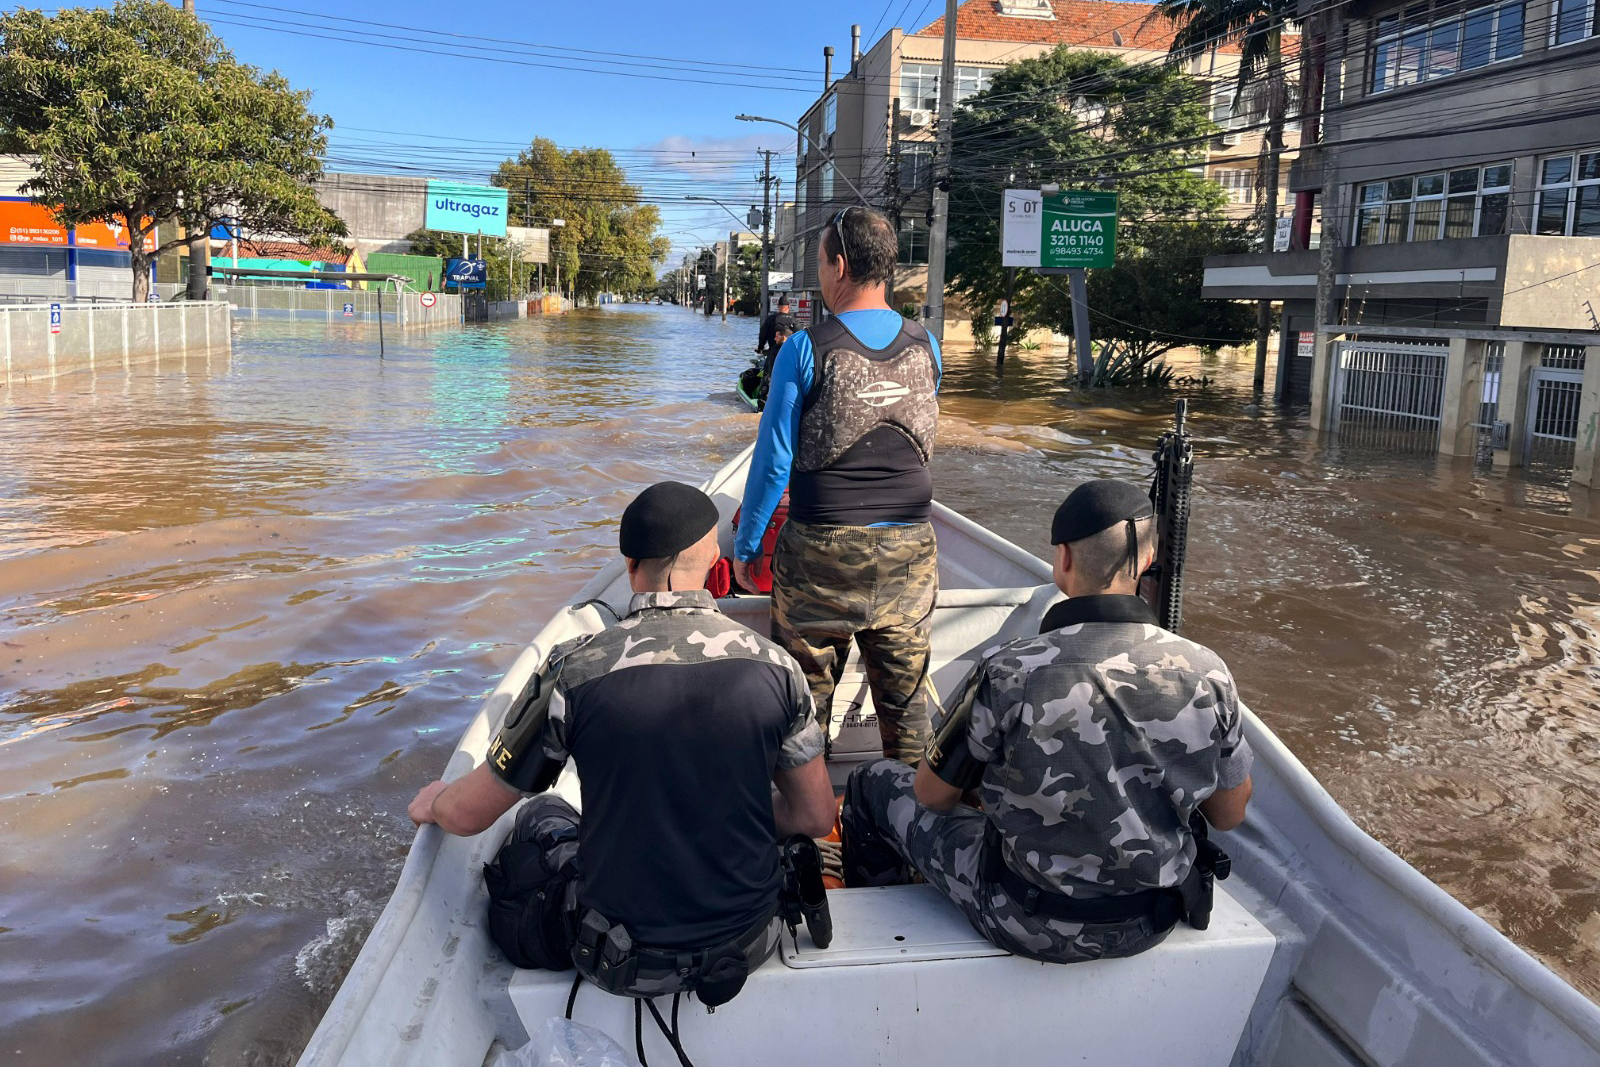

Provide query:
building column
left=1308, top=331, right=1340, bottom=433
left=1438, top=337, right=1487, bottom=457
left=1571, top=345, right=1600, bottom=487
left=1492, top=341, right=1534, bottom=468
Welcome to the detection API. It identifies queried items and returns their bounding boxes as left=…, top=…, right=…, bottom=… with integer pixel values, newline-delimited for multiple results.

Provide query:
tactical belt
left=982, top=822, right=1224, bottom=929
left=573, top=902, right=779, bottom=1008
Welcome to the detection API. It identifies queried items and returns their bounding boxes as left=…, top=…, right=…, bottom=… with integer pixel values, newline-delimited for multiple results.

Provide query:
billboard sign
left=1040, top=190, right=1118, bottom=270
left=445, top=257, right=488, bottom=288
left=506, top=225, right=550, bottom=264
left=426, top=181, right=509, bottom=236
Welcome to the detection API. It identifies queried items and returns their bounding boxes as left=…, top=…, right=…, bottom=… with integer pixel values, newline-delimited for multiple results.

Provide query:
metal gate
left=1524, top=345, right=1587, bottom=470
left=1331, top=340, right=1450, bottom=451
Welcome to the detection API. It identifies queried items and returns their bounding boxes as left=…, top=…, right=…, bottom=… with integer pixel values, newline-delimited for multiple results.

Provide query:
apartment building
left=1203, top=0, right=1600, bottom=483
left=779, top=0, right=1296, bottom=314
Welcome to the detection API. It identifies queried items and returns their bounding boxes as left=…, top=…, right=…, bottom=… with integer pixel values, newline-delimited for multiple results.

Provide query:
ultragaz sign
left=425, top=181, right=509, bottom=236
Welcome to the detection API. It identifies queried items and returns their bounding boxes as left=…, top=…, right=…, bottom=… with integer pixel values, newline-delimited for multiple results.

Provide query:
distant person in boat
left=840, top=479, right=1254, bottom=964
left=734, top=205, right=941, bottom=764
left=408, top=482, right=834, bottom=994
left=756, top=295, right=796, bottom=372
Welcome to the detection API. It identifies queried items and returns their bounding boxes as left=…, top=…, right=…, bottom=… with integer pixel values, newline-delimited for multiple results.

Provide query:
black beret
left=1051, top=479, right=1153, bottom=545
left=620, top=482, right=719, bottom=560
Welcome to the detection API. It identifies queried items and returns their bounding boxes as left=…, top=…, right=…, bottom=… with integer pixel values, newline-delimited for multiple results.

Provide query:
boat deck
left=506, top=882, right=1277, bottom=1067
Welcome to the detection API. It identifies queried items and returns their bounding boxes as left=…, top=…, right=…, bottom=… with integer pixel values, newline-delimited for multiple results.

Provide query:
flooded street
left=3, top=305, right=1599, bottom=1065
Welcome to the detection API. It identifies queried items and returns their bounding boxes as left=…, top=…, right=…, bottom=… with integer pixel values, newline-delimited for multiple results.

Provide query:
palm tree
left=1149, top=0, right=1296, bottom=393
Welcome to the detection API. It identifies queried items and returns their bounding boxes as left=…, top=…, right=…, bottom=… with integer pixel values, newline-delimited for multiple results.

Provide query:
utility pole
left=887, top=97, right=902, bottom=308
left=758, top=150, right=774, bottom=316
left=923, top=0, right=958, bottom=342
left=182, top=0, right=209, bottom=301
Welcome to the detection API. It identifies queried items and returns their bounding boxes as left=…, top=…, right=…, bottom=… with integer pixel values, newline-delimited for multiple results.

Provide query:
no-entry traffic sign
left=420, top=292, right=437, bottom=308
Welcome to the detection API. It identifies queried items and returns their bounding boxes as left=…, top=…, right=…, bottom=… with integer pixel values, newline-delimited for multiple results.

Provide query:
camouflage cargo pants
left=840, top=759, right=1175, bottom=964
left=518, top=796, right=781, bottom=996
left=770, top=520, right=936, bottom=762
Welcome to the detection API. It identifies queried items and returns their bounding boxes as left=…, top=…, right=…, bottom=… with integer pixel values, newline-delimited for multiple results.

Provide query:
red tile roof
left=915, top=0, right=1243, bottom=54
left=233, top=238, right=352, bottom=263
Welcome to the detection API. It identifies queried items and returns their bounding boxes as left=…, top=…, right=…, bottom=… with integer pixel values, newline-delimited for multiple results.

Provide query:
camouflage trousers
left=770, top=520, right=937, bottom=762
left=518, top=795, right=781, bottom=997
left=840, top=759, right=1176, bottom=964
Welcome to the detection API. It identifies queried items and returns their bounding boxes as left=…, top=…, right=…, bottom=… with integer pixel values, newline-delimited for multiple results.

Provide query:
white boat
left=297, top=445, right=1600, bottom=1067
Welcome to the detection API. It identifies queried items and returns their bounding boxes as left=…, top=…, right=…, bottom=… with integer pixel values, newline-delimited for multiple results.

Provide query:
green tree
left=1051, top=221, right=1255, bottom=384
left=1150, top=0, right=1296, bottom=390
left=0, top=0, right=345, bottom=302
left=492, top=139, right=667, bottom=302
left=946, top=48, right=1235, bottom=384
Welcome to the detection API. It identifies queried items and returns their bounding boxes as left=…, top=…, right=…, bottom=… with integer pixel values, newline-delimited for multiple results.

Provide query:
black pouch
left=695, top=942, right=752, bottom=1008
left=483, top=808, right=579, bottom=970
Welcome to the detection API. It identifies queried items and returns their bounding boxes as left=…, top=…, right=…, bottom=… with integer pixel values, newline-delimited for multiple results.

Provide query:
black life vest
left=790, top=316, right=938, bottom=526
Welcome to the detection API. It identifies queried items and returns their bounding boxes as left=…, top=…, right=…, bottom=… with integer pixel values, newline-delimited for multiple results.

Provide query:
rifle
left=1148, top=400, right=1195, bottom=634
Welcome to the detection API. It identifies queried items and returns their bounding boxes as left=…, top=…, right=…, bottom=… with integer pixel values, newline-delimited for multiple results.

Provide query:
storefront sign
left=73, top=216, right=156, bottom=252
left=0, top=200, right=67, bottom=246
left=425, top=181, right=509, bottom=237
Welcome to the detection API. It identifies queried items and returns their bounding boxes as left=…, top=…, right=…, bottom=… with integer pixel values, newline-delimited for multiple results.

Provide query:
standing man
left=756, top=295, right=796, bottom=378
left=410, top=482, right=835, bottom=993
left=841, top=479, right=1254, bottom=963
left=734, top=206, right=942, bottom=763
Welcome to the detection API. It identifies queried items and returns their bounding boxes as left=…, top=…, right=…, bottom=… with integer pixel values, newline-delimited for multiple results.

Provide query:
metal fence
left=1332, top=340, right=1451, bottom=452
left=1524, top=344, right=1587, bottom=471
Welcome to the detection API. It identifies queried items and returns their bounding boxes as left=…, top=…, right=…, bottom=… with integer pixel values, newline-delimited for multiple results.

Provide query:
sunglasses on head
left=830, top=206, right=854, bottom=274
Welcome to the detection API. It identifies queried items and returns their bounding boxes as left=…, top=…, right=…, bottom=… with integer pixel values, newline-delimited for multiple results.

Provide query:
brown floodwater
left=2, top=306, right=1598, bottom=1066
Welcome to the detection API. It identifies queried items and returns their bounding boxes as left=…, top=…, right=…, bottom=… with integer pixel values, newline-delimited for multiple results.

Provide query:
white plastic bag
left=501, top=1016, right=638, bottom=1067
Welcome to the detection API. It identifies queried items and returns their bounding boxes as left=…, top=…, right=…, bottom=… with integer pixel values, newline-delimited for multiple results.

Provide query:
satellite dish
left=1112, top=30, right=1125, bottom=45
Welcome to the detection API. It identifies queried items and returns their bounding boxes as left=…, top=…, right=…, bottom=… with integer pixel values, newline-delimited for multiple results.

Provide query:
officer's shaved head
left=1060, top=517, right=1156, bottom=595
left=629, top=528, right=720, bottom=592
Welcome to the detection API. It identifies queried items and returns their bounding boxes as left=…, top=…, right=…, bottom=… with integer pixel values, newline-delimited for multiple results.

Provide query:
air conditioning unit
left=908, top=109, right=934, bottom=127
left=1220, top=129, right=1242, bottom=146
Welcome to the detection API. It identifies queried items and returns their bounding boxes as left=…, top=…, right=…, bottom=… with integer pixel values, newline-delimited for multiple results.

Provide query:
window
left=795, top=167, right=808, bottom=224
left=821, top=162, right=835, bottom=203
left=899, top=143, right=934, bottom=191
left=1553, top=0, right=1599, bottom=44
left=1216, top=169, right=1256, bottom=204
left=1353, top=161, right=1512, bottom=244
left=823, top=94, right=837, bottom=143
left=1371, top=2, right=1524, bottom=93
left=899, top=62, right=993, bottom=110
left=900, top=63, right=939, bottom=111
left=954, top=65, right=994, bottom=103
left=898, top=218, right=929, bottom=264
left=1536, top=150, right=1600, bottom=235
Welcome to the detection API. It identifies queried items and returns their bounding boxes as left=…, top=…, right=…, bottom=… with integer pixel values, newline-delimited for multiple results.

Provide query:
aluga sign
left=1040, top=190, right=1118, bottom=270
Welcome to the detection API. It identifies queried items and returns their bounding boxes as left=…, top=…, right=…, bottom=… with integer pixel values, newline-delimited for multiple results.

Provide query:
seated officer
left=840, top=479, right=1254, bottom=964
left=409, top=481, right=835, bottom=995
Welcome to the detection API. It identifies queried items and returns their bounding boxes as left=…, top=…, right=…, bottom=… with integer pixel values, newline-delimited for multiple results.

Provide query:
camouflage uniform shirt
left=490, top=589, right=825, bottom=948
left=966, top=594, right=1253, bottom=899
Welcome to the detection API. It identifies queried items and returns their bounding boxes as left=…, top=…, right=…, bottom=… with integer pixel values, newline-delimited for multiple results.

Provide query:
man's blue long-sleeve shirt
left=736, top=309, right=942, bottom=561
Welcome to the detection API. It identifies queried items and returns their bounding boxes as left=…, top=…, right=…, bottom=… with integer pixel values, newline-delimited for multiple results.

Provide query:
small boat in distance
left=297, top=445, right=1600, bottom=1067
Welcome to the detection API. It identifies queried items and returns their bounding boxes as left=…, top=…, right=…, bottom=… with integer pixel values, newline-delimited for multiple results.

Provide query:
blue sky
left=202, top=0, right=948, bottom=264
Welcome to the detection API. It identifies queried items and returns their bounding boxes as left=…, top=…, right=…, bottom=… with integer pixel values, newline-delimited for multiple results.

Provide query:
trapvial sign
left=425, top=181, right=509, bottom=237
left=445, top=257, right=488, bottom=288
